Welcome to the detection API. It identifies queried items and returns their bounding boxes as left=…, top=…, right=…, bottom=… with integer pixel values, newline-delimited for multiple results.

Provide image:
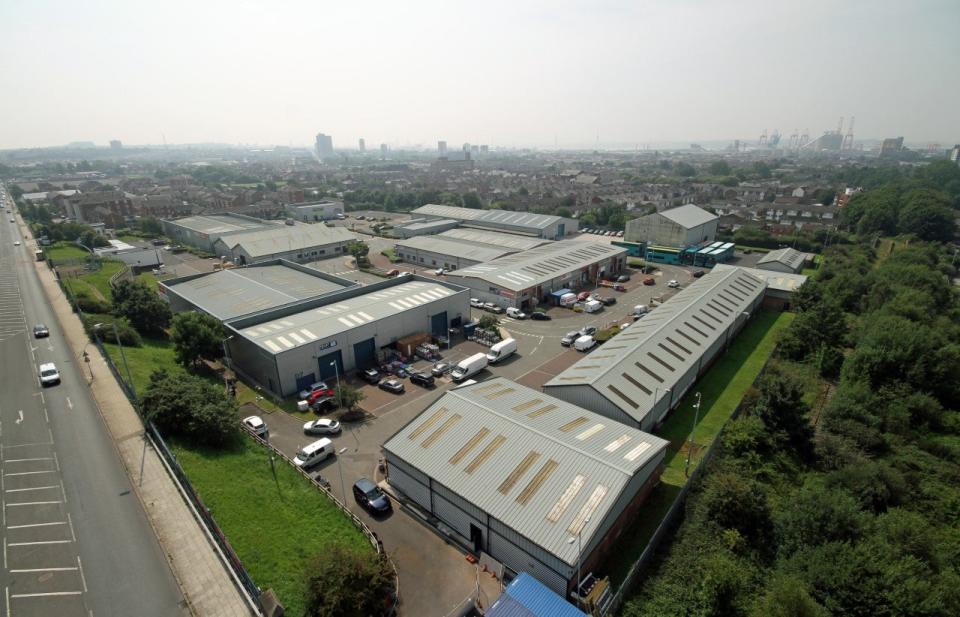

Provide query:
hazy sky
left=1, top=0, right=957, bottom=149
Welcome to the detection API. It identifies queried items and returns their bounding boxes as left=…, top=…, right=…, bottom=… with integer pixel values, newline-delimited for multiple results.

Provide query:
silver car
left=303, top=418, right=342, bottom=435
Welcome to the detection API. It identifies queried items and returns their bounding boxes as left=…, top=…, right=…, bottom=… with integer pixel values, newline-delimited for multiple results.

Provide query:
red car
left=307, top=388, right=336, bottom=404
left=577, top=291, right=592, bottom=302
left=643, top=277, right=656, bottom=286
left=386, top=269, right=400, bottom=277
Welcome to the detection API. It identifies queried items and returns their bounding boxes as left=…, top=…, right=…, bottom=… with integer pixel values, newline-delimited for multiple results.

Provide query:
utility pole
left=684, top=392, right=702, bottom=477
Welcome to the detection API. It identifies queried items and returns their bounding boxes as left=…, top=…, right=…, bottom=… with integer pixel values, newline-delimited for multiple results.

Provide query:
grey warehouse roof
left=658, top=204, right=718, bottom=229
left=398, top=219, right=460, bottom=232
left=164, top=213, right=274, bottom=234
left=235, top=279, right=461, bottom=354
left=395, top=236, right=513, bottom=263
left=757, top=247, right=806, bottom=271
left=713, top=264, right=807, bottom=294
left=384, top=378, right=668, bottom=566
left=449, top=241, right=626, bottom=292
left=162, top=263, right=354, bottom=320
left=438, top=228, right=552, bottom=251
left=412, top=204, right=565, bottom=231
left=545, top=267, right=765, bottom=424
left=219, top=224, right=357, bottom=258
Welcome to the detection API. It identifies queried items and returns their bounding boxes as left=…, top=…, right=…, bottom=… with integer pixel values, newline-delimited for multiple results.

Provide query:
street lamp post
left=685, top=391, right=702, bottom=477
left=329, top=360, right=342, bottom=410
left=95, top=322, right=137, bottom=401
left=336, top=446, right=348, bottom=502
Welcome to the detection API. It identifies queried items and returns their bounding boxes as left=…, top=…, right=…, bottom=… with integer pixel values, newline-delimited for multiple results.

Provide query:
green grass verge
left=101, top=337, right=189, bottom=393
left=602, top=309, right=794, bottom=585
left=171, top=438, right=373, bottom=616
left=45, top=242, right=89, bottom=260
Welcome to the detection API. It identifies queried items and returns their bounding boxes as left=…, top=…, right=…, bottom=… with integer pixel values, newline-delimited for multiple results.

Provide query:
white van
left=559, top=293, right=578, bottom=308
left=486, top=338, right=517, bottom=364
left=583, top=299, right=602, bottom=314
left=573, top=335, right=596, bottom=352
left=633, top=304, right=649, bottom=316
left=293, top=438, right=334, bottom=469
left=505, top=307, right=526, bottom=319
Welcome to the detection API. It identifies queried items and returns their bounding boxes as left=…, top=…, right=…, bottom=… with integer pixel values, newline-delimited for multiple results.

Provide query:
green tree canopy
left=170, top=312, right=225, bottom=368
left=140, top=369, right=240, bottom=447
left=304, top=545, right=394, bottom=617
left=112, top=279, right=171, bottom=335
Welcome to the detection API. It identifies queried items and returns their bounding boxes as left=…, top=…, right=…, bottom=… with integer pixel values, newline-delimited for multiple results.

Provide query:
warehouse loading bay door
left=353, top=338, right=376, bottom=369
left=317, top=350, right=344, bottom=381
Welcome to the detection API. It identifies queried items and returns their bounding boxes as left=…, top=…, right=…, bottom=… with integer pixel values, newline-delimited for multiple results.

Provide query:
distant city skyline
left=0, top=0, right=957, bottom=150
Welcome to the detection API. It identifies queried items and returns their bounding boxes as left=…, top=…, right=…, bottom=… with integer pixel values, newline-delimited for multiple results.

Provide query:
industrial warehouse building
left=383, top=378, right=668, bottom=595
left=755, top=247, right=809, bottom=274
left=211, top=222, right=358, bottom=265
left=161, top=213, right=279, bottom=252
left=224, top=275, right=469, bottom=397
left=445, top=241, right=627, bottom=310
left=624, top=204, right=718, bottom=248
left=394, top=218, right=460, bottom=238
left=159, top=260, right=356, bottom=321
left=410, top=204, right=578, bottom=239
left=544, top=267, right=765, bottom=431
left=394, top=229, right=552, bottom=271
left=285, top=200, right=345, bottom=222
left=713, top=264, right=807, bottom=310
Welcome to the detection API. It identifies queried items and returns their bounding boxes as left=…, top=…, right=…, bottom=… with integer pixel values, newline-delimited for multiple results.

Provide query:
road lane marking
left=77, top=555, right=88, bottom=593
left=15, top=410, right=22, bottom=424
left=6, top=521, right=66, bottom=529
left=7, top=540, right=72, bottom=547
left=3, top=470, right=55, bottom=477
left=5, top=500, right=62, bottom=507
left=5, top=485, right=59, bottom=493
left=66, top=397, right=72, bottom=410
left=0, top=441, right=54, bottom=449
left=3, top=458, right=53, bottom=463
left=9, top=566, right=78, bottom=573
left=10, top=591, right=83, bottom=598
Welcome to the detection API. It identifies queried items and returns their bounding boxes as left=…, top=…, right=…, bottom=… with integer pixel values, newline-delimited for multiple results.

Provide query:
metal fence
left=606, top=358, right=775, bottom=613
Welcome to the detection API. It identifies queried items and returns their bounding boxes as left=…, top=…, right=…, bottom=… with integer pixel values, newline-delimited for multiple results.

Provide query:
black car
left=378, top=379, right=405, bottom=394
left=360, top=368, right=381, bottom=384
left=408, top=371, right=435, bottom=388
left=693, top=270, right=706, bottom=278
left=33, top=324, right=50, bottom=338
left=600, top=296, right=617, bottom=306
left=529, top=311, right=552, bottom=321
left=353, top=478, right=392, bottom=514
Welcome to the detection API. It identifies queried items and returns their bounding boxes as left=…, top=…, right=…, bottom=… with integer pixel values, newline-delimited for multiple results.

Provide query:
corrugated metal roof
left=713, top=264, right=807, bottom=293
left=757, top=247, right=806, bottom=271
left=165, top=214, right=273, bottom=234
left=236, top=279, right=463, bottom=354
left=411, top=204, right=564, bottom=231
left=222, top=224, right=358, bottom=257
left=395, top=236, right=513, bottom=263
left=397, top=218, right=459, bottom=232
left=658, top=204, right=718, bottom=229
left=487, top=573, right=588, bottom=617
left=164, top=264, right=353, bottom=320
left=383, top=378, right=667, bottom=566
left=544, top=268, right=765, bottom=425
left=438, top=228, right=552, bottom=251
left=447, top=241, right=627, bottom=292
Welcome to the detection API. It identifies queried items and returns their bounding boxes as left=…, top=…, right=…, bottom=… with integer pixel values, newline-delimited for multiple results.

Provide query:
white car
left=434, top=268, right=445, bottom=276
left=667, top=280, right=679, bottom=288
left=298, top=381, right=329, bottom=401
left=38, top=362, right=60, bottom=386
left=14, top=240, right=20, bottom=246
left=242, top=415, right=267, bottom=436
left=470, top=298, right=484, bottom=308
left=573, top=335, right=596, bottom=352
left=303, top=418, right=342, bottom=435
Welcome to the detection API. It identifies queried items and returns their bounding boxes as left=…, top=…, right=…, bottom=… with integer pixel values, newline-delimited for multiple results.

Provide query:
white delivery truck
left=584, top=299, right=603, bottom=313
left=505, top=307, right=526, bottom=319
left=633, top=304, right=649, bottom=316
left=559, top=293, right=578, bottom=308
left=451, top=353, right=489, bottom=382
left=486, top=338, right=517, bottom=364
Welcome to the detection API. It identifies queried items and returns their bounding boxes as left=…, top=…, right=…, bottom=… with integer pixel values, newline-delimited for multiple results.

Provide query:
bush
left=140, top=369, right=240, bottom=448
left=112, top=279, right=171, bottom=335
left=72, top=289, right=112, bottom=314
left=304, top=545, right=394, bottom=617
left=83, top=316, right=142, bottom=347
left=477, top=314, right=500, bottom=330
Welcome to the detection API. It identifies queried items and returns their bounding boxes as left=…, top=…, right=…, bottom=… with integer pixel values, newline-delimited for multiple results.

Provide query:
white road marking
left=7, top=540, right=72, bottom=547
left=3, top=470, right=55, bottom=477
left=78, top=555, right=88, bottom=592
left=66, top=396, right=72, bottom=410
left=10, top=591, right=84, bottom=598
left=3, top=458, right=53, bottom=463
left=5, top=500, right=62, bottom=506
left=14, top=410, right=22, bottom=425
left=6, top=521, right=66, bottom=529
left=9, top=566, right=78, bottom=573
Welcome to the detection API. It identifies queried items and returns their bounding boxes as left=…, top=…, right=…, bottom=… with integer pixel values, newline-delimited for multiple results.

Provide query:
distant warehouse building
left=755, top=247, right=810, bottom=274
left=394, top=219, right=460, bottom=239
left=713, top=264, right=806, bottom=310
left=285, top=200, right=344, bottom=222
left=624, top=204, right=718, bottom=247
left=445, top=241, right=627, bottom=310
left=410, top=204, right=578, bottom=239
left=395, top=229, right=552, bottom=271
left=544, top=267, right=765, bottom=431
left=224, top=275, right=469, bottom=397
left=159, top=259, right=356, bottom=321
left=161, top=213, right=279, bottom=253
left=212, top=223, right=358, bottom=265
left=383, top=378, right=668, bottom=596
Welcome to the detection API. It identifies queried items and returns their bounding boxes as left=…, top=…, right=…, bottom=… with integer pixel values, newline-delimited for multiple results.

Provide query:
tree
left=709, top=161, right=732, bottom=176
left=140, top=217, right=163, bottom=236
left=675, top=162, right=697, bottom=177
left=774, top=486, right=864, bottom=557
left=461, top=192, right=483, bottom=209
left=752, top=161, right=773, bottom=179
left=700, top=472, right=773, bottom=550
left=140, top=369, right=240, bottom=447
left=111, top=279, right=171, bottom=335
left=304, top=545, right=394, bottom=617
left=170, top=312, right=224, bottom=368
left=752, top=576, right=829, bottom=617
left=333, top=383, right=364, bottom=411
left=897, top=189, right=956, bottom=242
left=751, top=372, right=814, bottom=459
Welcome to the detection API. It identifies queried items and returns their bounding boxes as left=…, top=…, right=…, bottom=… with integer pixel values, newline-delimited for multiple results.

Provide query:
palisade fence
left=606, top=354, right=776, bottom=614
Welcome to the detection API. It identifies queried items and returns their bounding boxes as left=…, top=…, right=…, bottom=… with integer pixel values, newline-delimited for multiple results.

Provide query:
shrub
left=304, top=545, right=394, bottom=617
left=83, top=316, right=142, bottom=347
left=140, top=369, right=240, bottom=448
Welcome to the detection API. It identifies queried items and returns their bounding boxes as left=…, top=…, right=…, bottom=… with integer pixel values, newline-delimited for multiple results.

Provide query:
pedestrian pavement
left=31, top=255, right=255, bottom=616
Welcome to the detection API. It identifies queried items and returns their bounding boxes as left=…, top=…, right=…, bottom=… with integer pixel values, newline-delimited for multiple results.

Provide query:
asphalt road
left=0, top=211, right=185, bottom=616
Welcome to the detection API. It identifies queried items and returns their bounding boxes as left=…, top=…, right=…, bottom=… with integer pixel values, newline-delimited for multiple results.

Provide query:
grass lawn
left=172, top=438, right=373, bottom=616
left=101, top=337, right=186, bottom=394
left=45, top=242, right=90, bottom=261
left=601, top=309, right=794, bottom=585
left=117, top=234, right=142, bottom=244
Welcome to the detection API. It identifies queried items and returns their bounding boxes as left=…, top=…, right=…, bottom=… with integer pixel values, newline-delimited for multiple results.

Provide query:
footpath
left=29, top=241, right=255, bottom=616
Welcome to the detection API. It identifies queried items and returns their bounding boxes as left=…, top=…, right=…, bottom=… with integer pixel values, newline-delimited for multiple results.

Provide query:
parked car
left=643, top=277, right=656, bottom=286
left=620, top=322, right=632, bottom=330
left=431, top=362, right=453, bottom=377
left=293, top=438, right=334, bottom=468
left=505, top=307, right=526, bottom=319
left=378, top=379, right=405, bottom=394
left=529, top=311, right=551, bottom=321
left=298, top=381, right=329, bottom=400
left=667, top=279, right=680, bottom=288
left=33, top=324, right=50, bottom=338
left=470, top=298, right=484, bottom=308
left=353, top=478, right=392, bottom=514
left=616, top=274, right=630, bottom=282
left=560, top=330, right=581, bottom=346
left=577, top=291, right=592, bottom=302
left=303, top=418, right=341, bottom=435
left=483, top=302, right=504, bottom=314
left=38, top=362, right=60, bottom=386
left=743, top=248, right=753, bottom=254
left=307, top=388, right=336, bottom=405
left=579, top=326, right=598, bottom=337
left=242, top=415, right=267, bottom=436
left=574, top=335, right=596, bottom=351
left=13, top=240, right=20, bottom=246
left=693, top=270, right=705, bottom=278
left=612, top=283, right=627, bottom=292
left=616, top=231, right=624, bottom=237
left=360, top=368, right=381, bottom=384
left=434, top=268, right=445, bottom=276
left=408, top=371, right=435, bottom=388
left=309, top=396, right=337, bottom=412
left=600, top=296, right=617, bottom=306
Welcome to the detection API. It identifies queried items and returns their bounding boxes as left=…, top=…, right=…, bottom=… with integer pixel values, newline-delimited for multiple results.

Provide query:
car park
left=360, top=368, right=381, bottom=384
left=33, top=324, right=50, bottom=338
left=353, top=478, right=392, bottom=514
left=529, top=311, right=551, bottom=321
left=303, top=418, right=341, bottom=435
left=693, top=270, right=705, bottom=278
left=431, top=362, right=453, bottom=377
left=293, top=438, right=334, bottom=468
left=38, top=362, right=60, bottom=386
left=573, top=335, right=596, bottom=351
left=298, top=381, right=329, bottom=400
left=470, top=298, right=484, bottom=308
left=667, top=279, right=680, bottom=288
left=409, top=371, right=435, bottom=388
left=379, top=378, right=405, bottom=394
left=242, top=415, right=268, bottom=436
left=643, top=277, right=656, bottom=286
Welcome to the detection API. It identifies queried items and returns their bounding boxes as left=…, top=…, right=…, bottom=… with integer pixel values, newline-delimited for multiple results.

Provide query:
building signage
left=318, top=340, right=338, bottom=351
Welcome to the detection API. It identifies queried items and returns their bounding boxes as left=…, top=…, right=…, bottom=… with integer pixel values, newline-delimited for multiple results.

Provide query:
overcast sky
left=1, top=0, right=957, bottom=149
